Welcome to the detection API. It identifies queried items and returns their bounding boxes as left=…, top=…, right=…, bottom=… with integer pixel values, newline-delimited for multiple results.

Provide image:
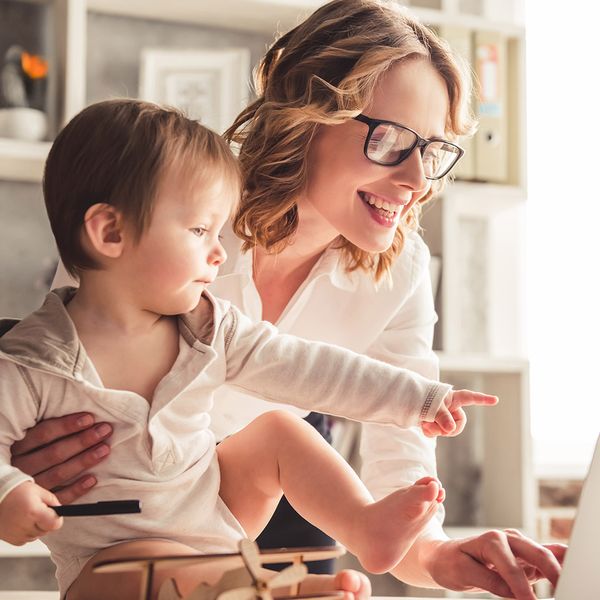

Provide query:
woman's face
left=302, top=58, right=449, bottom=253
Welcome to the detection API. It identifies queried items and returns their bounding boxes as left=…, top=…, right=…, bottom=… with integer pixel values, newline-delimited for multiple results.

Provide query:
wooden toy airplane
left=92, top=539, right=347, bottom=600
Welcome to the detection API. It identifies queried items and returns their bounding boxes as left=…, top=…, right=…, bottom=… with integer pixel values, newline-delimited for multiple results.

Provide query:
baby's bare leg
left=217, top=411, right=443, bottom=574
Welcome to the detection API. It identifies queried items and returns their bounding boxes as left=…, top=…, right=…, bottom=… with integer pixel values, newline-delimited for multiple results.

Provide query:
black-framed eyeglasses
left=354, top=114, right=464, bottom=180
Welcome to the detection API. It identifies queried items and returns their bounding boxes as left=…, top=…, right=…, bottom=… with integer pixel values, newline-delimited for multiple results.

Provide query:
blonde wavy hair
left=225, top=0, right=476, bottom=282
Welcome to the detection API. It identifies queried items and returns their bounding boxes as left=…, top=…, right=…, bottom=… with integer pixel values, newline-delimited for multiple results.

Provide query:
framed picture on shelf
left=139, top=48, right=250, bottom=134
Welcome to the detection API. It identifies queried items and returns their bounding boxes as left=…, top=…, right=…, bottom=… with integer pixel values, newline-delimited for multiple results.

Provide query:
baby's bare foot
left=354, top=476, right=444, bottom=574
left=298, top=569, right=371, bottom=600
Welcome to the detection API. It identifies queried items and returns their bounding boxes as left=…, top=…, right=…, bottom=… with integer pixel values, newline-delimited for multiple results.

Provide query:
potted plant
left=0, top=44, right=49, bottom=141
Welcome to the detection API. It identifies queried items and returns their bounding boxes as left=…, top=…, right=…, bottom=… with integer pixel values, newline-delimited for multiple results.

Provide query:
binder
left=437, top=26, right=476, bottom=180
left=472, top=30, right=509, bottom=182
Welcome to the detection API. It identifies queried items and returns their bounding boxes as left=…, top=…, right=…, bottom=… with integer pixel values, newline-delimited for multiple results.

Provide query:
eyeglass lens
left=367, top=123, right=460, bottom=178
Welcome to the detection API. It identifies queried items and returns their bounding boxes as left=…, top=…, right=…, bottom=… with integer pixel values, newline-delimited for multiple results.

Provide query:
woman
left=10, top=1, right=565, bottom=598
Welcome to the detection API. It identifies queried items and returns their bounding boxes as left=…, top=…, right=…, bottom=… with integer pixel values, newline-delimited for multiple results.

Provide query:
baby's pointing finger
left=454, top=391, right=499, bottom=408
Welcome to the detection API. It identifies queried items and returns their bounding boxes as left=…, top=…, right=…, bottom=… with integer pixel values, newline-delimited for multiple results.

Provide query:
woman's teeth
left=360, top=192, right=398, bottom=218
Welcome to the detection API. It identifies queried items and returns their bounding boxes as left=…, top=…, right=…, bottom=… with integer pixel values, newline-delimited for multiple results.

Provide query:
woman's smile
left=357, top=190, right=406, bottom=228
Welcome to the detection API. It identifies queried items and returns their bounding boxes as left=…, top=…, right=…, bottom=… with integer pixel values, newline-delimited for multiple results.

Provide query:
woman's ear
left=82, top=203, right=126, bottom=259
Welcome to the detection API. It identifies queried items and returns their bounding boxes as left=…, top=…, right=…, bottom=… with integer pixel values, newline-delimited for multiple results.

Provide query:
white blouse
left=209, top=227, right=442, bottom=503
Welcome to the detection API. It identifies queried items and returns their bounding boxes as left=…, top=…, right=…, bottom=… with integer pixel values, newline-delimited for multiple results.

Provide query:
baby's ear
left=82, top=203, right=126, bottom=259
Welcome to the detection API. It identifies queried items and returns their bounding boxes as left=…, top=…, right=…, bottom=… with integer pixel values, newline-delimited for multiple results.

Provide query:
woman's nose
left=390, top=147, right=429, bottom=193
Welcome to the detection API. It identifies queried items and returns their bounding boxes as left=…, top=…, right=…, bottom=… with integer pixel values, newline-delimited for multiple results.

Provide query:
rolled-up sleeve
left=222, top=304, right=450, bottom=429
left=359, top=238, right=445, bottom=526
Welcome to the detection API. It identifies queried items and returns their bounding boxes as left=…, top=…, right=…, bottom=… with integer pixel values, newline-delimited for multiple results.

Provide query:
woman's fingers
left=31, top=441, right=109, bottom=491
left=12, top=420, right=112, bottom=478
left=449, top=552, right=515, bottom=598
left=429, top=531, right=564, bottom=599
left=52, top=474, right=99, bottom=505
left=503, top=530, right=562, bottom=587
left=544, top=542, right=568, bottom=565
left=10, top=416, right=112, bottom=504
left=11, top=413, right=99, bottom=456
left=460, top=533, right=534, bottom=600
left=427, top=538, right=518, bottom=598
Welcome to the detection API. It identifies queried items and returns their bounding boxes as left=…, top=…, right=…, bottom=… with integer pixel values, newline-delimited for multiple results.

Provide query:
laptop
left=553, top=434, right=600, bottom=599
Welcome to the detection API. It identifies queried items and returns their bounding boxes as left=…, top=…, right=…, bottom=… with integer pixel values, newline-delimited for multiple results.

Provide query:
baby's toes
left=333, top=570, right=371, bottom=600
left=412, top=477, right=444, bottom=503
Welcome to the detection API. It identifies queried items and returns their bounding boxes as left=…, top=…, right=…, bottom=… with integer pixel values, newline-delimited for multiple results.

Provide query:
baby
left=0, top=100, right=497, bottom=600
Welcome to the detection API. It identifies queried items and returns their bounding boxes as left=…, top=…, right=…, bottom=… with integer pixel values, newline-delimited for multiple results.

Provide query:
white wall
left=526, top=0, right=600, bottom=476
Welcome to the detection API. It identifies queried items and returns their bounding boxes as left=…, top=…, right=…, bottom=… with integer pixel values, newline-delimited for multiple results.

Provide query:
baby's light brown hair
left=44, top=99, right=240, bottom=277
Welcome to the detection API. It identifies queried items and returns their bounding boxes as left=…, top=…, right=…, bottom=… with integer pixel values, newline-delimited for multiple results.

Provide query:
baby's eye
left=190, top=227, right=208, bottom=237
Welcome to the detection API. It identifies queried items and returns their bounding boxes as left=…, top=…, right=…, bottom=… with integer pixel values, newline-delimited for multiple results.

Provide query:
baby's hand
left=422, top=389, right=499, bottom=438
left=0, top=481, right=63, bottom=545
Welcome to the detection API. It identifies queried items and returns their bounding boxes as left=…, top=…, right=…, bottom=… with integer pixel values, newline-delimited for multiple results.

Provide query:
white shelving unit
left=0, top=539, right=48, bottom=558
left=0, top=0, right=526, bottom=181
left=0, top=138, right=51, bottom=182
left=0, top=0, right=530, bottom=578
left=438, top=352, right=534, bottom=533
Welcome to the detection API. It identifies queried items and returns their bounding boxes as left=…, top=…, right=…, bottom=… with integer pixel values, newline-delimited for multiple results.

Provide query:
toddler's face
left=123, top=166, right=234, bottom=316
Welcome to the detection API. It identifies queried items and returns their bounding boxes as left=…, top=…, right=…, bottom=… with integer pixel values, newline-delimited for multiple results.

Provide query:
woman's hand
left=10, top=413, right=113, bottom=504
left=421, top=529, right=567, bottom=599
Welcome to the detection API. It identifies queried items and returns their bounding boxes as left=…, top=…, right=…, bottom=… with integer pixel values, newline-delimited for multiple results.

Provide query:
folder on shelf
left=472, top=30, right=509, bottom=182
left=438, top=25, right=476, bottom=180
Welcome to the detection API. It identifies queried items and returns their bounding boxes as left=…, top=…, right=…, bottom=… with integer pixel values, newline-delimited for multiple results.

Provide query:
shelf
left=443, top=525, right=491, bottom=538
left=437, top=352, right=528, bottom=374
left=0, top=138, right=51, bottom=183
left=0, top=594, right=58, bottom=600
left=443, top=181, right=527, bottom=206
left=86, top=0, right=322, bottom=34
left=85, top=0, right=525, bottom=36
left=0, top=539, right=49, bottom=557
left=407, top=6, right=524, bottom=36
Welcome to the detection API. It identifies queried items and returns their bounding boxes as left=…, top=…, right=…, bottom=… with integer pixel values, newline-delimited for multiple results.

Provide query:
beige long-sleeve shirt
left=0, top=286, right=450, bottom=595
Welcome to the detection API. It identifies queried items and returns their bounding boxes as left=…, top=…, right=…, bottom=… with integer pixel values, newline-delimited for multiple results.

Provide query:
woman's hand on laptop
left=421, top=528, right=567, bottom=600
left=10, top=412, right=112, bottom=504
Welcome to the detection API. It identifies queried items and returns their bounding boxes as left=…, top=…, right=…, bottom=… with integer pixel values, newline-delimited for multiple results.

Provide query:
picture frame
left=139, top=47, right=251, bottom=134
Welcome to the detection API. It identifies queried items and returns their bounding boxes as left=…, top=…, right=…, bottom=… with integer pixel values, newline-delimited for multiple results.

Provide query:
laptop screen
left=554, top=435, right=600, bottom=599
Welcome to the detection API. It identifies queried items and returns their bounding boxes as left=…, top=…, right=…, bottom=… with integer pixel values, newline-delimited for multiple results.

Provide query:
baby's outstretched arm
left=422, top=389, right=499, bottom=438
left=0, top=481, right=62, bottom=545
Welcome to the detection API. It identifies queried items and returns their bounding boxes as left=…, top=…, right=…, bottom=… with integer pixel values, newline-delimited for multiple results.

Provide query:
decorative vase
left=0, top=107, right=48, bottom=141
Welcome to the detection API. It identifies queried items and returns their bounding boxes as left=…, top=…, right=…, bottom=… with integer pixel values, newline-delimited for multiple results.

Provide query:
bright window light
left=526, top=1, right=600, bottom=476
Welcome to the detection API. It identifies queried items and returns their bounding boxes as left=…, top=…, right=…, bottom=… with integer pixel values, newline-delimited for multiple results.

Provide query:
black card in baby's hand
left=50, top=499, right=141, bottom=517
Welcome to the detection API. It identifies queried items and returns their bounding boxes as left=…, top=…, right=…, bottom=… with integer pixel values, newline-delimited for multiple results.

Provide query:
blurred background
left=0, top=0, right=598, bottom=597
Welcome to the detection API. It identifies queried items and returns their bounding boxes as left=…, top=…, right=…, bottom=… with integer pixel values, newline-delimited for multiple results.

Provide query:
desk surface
left=0, top=591, right=490, bottom=600
left=0, top=595, right=498, bottom=600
